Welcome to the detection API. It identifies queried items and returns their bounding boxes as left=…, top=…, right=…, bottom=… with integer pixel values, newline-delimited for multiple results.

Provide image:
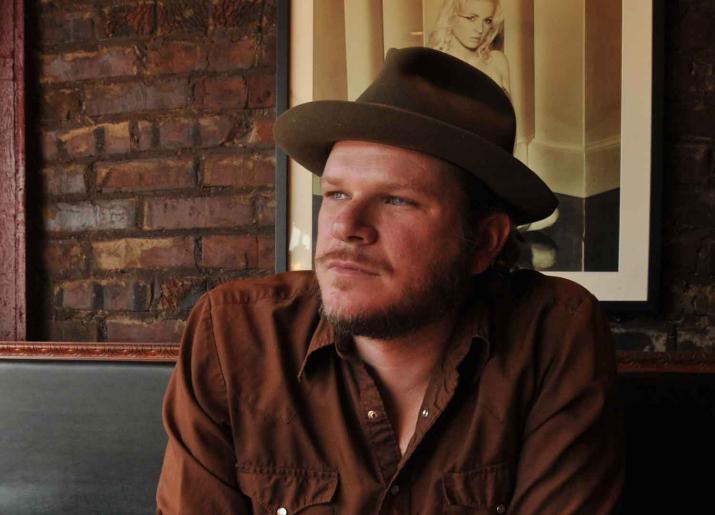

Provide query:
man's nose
left=330, top=202, right=377, bottom=244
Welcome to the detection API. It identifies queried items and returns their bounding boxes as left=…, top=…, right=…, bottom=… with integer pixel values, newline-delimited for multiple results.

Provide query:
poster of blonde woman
left=425, top=0, right=622, bottom=273
left=300, top=0, right=626, bottom=275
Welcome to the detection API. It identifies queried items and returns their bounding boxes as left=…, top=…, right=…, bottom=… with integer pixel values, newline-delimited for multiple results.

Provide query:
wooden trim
left=0, top=0, right=25, bottom=340
left=0, top=341, right=178, bottom=362
left=2, top=343, right=715, bottom=372
left=617, top=351, right=715, bottom=374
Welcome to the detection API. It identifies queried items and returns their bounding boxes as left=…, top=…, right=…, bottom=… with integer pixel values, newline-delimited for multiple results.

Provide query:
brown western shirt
left=156, top=269, right=623, bottom=514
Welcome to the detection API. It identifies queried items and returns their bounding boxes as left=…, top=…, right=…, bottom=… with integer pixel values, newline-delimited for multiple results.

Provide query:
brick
left=261, top=0, right=277, bottom=32
left=41, top=88, right=82, bottom=124
left=663, top=229, right=711, bottom=277
left=42, top=240, right=86, bottom=274
left=668, top=182, right=714, bottom=229
left=203, top=154, right=274, bottom=188
left=247, top=72, right=275, bottom=108
left=48, top=319, right=100, bottom=341
left=207, top=38, right=256, bottom=71
left=105, top=318, right=185, bottom=343
left=41, top=47, right=137, bottom=83
left=41, top=130, right=59, bottom=161
left=692, top=284, right=715, bottom=315
left=667, top=100, right=715, bottom=140
left=157, top=118, right=195, bottom=149
left=45, top=199, right=137, bottom=233
left=58, top=280, right=96, bottom=310
left=259, top=29, right=276, bottom=67
left=611, top=328, right=668, bottom=352
left=677, top=323, right=715, bottom=352
left=137, top=120, right=155, bottom=150
left=96, top=157, right=195, bottom=193
left=42, top=164, right=87, bottom=196
left=158, top=0, right=210, bottom=35
left=85, top=79, right=187, bottom=116
left=157, top=278, right=205, bottom=312
left=257, top=236, right=274, bottom=269
left=201, top=235, right=258, bottom=268
left=102, top=3, right=156, bottom=38
left=146, top=40, right=207, bottom=75
left=40, top=11, right=95, bottom=46
left=196, top=76, right=247, bottom=109
left=143, top=195, right=253, bottom=229
left=668, top=143, right=713, bottom=185
left=57, top=126, right=96, bottom=157
left=670, top=1, right=714, bottom=52
left=212, top=0, right=263, bottom=31
left=254, top=193, right=275, bottom=226
left=100, top=122, right=132, bottom=154
left=198, top=115, right=233, bottom=146
left=247, top=112, right=274, bottom=146
left=92, top=237, right=195, bottom=270
left=100, top=280, right=151, bottom=311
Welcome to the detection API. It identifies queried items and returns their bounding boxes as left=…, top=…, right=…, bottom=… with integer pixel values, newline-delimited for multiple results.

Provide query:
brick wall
left=27, top=0, right=276, bottom=342
left=610, top=0, right=714, bottom=351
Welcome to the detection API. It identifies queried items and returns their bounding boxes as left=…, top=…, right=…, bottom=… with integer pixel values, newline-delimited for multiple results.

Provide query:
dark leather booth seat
left=0, top=361, right=173, bottom=515
left=1, top=361, right=714, bottom=514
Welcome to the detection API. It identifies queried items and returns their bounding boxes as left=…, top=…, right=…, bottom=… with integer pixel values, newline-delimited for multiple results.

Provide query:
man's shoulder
left=204, top=270, right=319, bottom=308
left=498, top=268, right=598, bottom=315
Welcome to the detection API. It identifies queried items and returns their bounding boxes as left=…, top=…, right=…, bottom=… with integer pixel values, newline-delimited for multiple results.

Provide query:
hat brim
left=274, top=100, right=558, bottom=225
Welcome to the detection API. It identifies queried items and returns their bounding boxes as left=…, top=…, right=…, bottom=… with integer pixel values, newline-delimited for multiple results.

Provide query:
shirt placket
left=344, top=358, right=411, bottom=514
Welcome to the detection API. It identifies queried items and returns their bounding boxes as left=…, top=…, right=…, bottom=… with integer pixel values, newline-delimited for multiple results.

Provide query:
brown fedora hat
left=273, top=46, right=557, bottom=225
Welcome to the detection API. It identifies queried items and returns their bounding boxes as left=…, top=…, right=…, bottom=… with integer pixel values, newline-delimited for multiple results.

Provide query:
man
left=156, top=47, right=623, bottom=514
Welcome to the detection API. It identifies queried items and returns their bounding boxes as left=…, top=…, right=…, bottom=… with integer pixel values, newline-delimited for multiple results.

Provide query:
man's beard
left=317, top=247, right=473, bottom=340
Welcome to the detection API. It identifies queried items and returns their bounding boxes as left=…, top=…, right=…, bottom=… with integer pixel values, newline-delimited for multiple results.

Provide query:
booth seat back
left=1, top=361, right=714, bottom=514
left=0, top=361, right=173, bottom=515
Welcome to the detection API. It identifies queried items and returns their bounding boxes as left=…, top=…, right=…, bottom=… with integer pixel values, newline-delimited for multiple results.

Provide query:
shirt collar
left=297, top=314, right=336, bottom=382
left=296, top=282, right=494, bottom=383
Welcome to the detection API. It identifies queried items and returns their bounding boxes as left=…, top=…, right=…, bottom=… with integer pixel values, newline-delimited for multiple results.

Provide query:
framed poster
left=278, top=0, right=663, bottom=310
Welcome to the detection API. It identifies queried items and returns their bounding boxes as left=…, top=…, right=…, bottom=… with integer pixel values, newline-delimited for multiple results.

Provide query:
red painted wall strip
left=0, top=0, right=25, bottom=340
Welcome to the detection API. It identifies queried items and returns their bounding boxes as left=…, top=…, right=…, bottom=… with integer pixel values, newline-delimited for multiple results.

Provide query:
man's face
left=314, top=141, right=474, bottom=339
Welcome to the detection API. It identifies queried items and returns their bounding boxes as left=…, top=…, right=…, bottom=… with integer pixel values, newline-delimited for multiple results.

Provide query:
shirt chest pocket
left=442, top=461, right=515, bottom=514
left=237, top=466, right=338, bottom=515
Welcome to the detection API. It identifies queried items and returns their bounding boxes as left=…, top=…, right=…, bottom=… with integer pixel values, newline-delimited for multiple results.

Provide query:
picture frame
left=276, top=0, right=664, bottom=312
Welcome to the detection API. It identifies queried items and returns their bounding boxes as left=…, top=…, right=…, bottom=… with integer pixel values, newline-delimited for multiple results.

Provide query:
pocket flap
left=237, top=466, right=338, bottom=513
left=442, top=461, right=513, bottom=510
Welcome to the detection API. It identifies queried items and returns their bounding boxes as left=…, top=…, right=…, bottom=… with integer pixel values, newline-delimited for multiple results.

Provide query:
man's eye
left=325, top=191, right=348, bottom=200
left=385, top=196, right=411, bottom=206
left=485, top=18, right=493, bottom=25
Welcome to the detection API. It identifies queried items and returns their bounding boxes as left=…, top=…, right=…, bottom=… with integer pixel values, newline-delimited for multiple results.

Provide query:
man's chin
left=319, top=292, right=379, bottom=319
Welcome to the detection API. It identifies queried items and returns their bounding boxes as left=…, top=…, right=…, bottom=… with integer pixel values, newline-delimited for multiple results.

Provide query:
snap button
left=390, top=484, right=400, bottom=495
left=496, top=504, right=506, bottom=513
left=277, top=507, right=287, bottom=515
left=420, top=408, right=430, bottom=418
left=367, top=410, right=378, bottom=420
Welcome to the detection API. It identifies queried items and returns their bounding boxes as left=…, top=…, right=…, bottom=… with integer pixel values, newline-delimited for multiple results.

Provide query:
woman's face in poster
left=450, top=0, right=496, bottom=51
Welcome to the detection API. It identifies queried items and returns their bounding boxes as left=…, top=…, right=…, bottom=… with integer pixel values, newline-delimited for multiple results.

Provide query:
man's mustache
left=315, top=249, right=392, bottom=273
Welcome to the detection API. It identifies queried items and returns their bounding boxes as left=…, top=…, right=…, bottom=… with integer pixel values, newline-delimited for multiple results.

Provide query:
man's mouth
left=315, top=250, right=388, bottom=276
left=323, top=259, right=380, bottom=276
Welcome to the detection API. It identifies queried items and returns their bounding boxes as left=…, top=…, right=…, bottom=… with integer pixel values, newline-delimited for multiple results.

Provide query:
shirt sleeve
left=156, top=294, right=253, bottom=514
left=508, top=294, right=625, bottom=515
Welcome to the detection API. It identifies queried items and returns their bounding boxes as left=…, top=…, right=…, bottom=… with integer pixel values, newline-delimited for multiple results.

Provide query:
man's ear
left=469, top=212, right=512, bottom=275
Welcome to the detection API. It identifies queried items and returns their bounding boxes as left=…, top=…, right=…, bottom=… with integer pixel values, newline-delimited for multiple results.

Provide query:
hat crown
left=357, top=47, right=516, bottom=153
